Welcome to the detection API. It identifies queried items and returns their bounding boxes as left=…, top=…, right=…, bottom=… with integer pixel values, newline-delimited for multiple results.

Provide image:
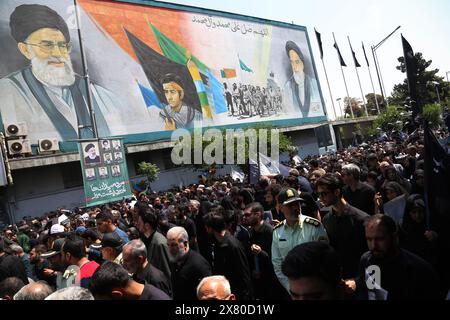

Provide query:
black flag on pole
left=424, top=123, right=450, bottom=229
left=315, top=28, right=324, bottom=60
left=333, top=41, right=347, bottom=67
left=362, top=42, right=370, bottom=67
left=349, top=39, right=361, bottom=67
left=401, top=35, right=418, bottom=106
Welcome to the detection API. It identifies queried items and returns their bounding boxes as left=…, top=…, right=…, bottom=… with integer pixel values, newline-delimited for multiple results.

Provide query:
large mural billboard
left=0, top=0, right=327, bottom=151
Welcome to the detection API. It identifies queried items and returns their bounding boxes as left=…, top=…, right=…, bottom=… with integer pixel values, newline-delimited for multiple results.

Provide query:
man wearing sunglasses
left=0, top=4, right=119, bottom=142
left=271, top=187, right=328, bottom=292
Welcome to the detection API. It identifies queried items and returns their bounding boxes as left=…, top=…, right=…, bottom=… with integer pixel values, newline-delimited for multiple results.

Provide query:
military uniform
left=271, top=188, right=329, bottom=291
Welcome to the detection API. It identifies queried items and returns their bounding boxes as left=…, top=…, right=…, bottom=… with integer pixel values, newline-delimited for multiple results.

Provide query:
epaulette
left=273, top=220, right=285, bottom=230
left=304, top=217, right=321, bottom=227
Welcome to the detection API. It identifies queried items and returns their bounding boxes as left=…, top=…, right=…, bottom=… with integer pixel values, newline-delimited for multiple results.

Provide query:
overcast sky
left=158, top=0, right=450, bottom=118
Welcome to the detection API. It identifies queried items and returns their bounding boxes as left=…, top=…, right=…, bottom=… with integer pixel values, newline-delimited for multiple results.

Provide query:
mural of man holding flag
left=159, top=73, right=202, bottom=130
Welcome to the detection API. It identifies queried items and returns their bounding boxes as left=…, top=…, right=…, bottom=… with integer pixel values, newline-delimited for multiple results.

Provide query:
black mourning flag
left=124, top=28, right=201, bottom=112
left=401, top=35, right=418, bottom=106
left=424, top=123, right=450, bottom=228
left=315, top=28, right=323, bottom=60
left=349, top=40, right=361, bottom=67
left=362, top=42, right=370, bottom=67
left=333, top=41, right=346, bottom=67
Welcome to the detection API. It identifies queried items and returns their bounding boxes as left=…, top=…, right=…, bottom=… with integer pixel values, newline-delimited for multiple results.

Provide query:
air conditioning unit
left=7, top=139, right=31, bottom=155
left=4, top=122, right=28, bottom=137
left=38, top=138, right=60, bottom=153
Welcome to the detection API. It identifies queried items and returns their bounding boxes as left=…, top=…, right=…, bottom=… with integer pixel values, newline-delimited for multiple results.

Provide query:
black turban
left=10, top=4, right=70, bottom=43
left=285, top=40, right=305, bottom=61
left=84, top=143, right=95, bottom=152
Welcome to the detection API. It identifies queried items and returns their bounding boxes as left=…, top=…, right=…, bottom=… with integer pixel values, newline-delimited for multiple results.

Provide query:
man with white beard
left=0, top=4, right=120, bottom=143
left=166, top=226, right=211, bottom=300
left=283, top=40, right=322, bottom=118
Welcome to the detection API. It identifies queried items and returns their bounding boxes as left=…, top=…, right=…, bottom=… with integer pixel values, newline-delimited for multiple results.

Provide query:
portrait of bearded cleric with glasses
left=0, top=4, right=123, bottom=143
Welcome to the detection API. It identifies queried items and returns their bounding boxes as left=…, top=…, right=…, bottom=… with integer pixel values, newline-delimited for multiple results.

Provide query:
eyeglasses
left=25, top=41, right=72, bottom=53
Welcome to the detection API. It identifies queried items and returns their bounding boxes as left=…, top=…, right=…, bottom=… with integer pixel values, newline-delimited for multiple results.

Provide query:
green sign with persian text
left=78, top=138, right=132, bottom=207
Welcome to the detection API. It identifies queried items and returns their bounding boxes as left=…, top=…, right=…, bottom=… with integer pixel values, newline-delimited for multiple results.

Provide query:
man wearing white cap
left=47, top=224, right=65, bottom=251
left=50, top=224, right=65, bottom=235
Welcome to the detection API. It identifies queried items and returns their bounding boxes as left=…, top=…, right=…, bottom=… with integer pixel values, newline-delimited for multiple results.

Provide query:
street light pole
left=446, top=71, right=450, bottom=82
left=371, top=45, right=386, bottom=108
left=336, top=98, right=343, bottom=117
left=372, top=25, right=401, bottom=108
left=433, top=82, right=441, bottom=104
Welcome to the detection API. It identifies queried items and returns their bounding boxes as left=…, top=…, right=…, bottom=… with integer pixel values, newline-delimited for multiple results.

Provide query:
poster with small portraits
left=78, top=138, right=131, bottom=207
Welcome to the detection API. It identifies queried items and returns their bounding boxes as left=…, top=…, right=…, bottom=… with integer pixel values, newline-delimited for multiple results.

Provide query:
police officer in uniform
left=272, top=187, right=328, bottom=291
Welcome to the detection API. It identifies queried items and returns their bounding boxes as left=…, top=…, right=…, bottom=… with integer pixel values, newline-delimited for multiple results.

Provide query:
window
left=61, top=162, right=83, bottom=188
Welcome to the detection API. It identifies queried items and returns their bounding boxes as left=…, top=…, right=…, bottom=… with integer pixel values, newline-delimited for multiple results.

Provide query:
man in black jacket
left=166, top=227, right=211, bottom=300
left=316, top=173, right=369, bottom=279
left=0, top=238, right=29, bottom=285
left=204, top=211, right=253, bottom=300
left=122, top=239, right=172, bottom=297
left=341, top=163, right=376, bottom=215
left=357, top=214, right=441, bottom=300
left=243, top=202, right=290, bottom=300
left=89, top=261, right=170, bottom=300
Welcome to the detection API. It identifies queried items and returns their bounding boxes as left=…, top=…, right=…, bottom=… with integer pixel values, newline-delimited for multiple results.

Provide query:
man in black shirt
left=166, top=227, right=211, bottom=300
left=264, top=183, right=284, bottom=225
left=342, top=163, right=376, bottom=215
left=317, top=173, right=369, bottom=279
left=89, top=261, right=170, bottom=300
left=30, top=244, right=55, bottom=286
left=243, top=202, right=290, bottom=300
left=356, top=214, right=441, bottom=300
left=122, top=239, right=172, bottom=297
left=0, top=238, right=29, bottom=285
left=175, top=204, right=199, bottom=252
left=204, top=212, right=253, bottom=300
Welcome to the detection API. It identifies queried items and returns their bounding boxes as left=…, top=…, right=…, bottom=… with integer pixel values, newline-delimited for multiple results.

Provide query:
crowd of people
left=1, top=128, right=449, bottom=301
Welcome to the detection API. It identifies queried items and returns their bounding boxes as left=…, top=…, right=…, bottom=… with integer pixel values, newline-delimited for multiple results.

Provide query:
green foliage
left=174, top=124, right=294, bottom=173
left=370, top=105, right=405, bottom=135
left=389, top=52, right=450, bottom=107
left=365, top=93, right=385, bottom=115
left=344, top=97, right=364, bottom=117
left=422, top=104, right=442, bottom=128
left=137, top=161, right=160, bottom=183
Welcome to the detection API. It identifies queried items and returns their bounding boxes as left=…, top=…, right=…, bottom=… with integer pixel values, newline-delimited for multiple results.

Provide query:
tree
left=422, top=104, right=442, bottom=129
left=367, top=105, right=405, bottom=137
left=172, top=124, right=294, bottom=173
left=344, top=97, right=363, bottom=118
left=389, top=52, right=450, bottom=108
left=137, top=161, right=160, bottom=190
left=365, top=93, right=385, bottom=115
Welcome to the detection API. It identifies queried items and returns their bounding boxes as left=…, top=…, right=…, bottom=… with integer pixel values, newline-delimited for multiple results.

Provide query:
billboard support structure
left=74, top=0, right=98, bottom=139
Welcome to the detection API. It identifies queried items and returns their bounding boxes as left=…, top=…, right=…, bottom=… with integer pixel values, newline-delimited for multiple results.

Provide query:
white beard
left=293, top=71, right=305, bottom=86
left=169, top=249, right=186, bottom=263
left=30, top=53, right=76, bottom=87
